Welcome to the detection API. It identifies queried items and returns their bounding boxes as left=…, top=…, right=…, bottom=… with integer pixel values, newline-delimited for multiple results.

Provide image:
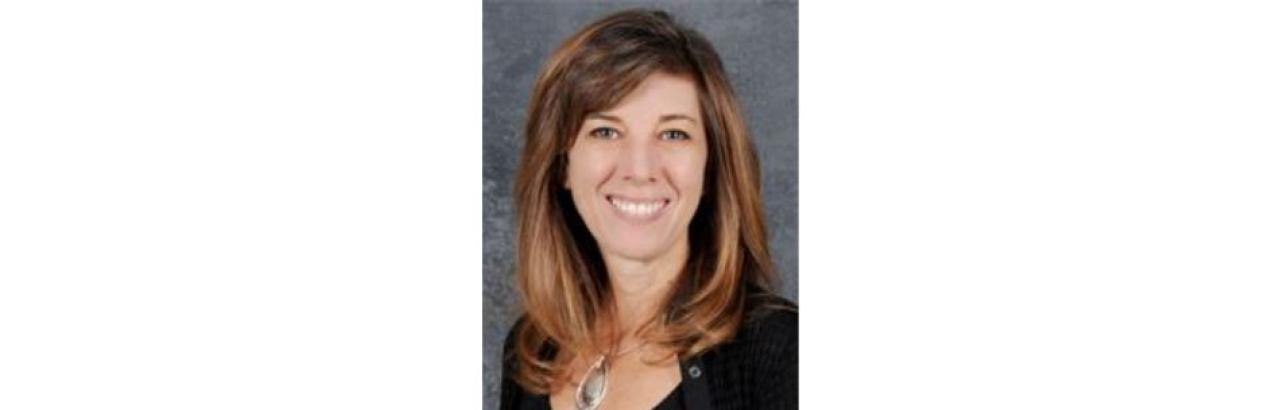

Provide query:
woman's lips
left=606, top=194, right=671, bottom=221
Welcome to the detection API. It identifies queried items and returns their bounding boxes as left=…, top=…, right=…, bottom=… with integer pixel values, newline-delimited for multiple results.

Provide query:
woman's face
left=565, top=71, right=708, bottom=265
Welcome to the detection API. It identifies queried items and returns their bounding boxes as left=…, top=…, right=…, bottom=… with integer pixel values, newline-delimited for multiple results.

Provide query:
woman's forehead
left=585, top=71, right=701, bottom=122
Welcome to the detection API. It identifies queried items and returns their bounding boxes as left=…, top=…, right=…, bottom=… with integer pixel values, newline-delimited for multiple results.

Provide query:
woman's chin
left=600, top=240, right=675, bottom=264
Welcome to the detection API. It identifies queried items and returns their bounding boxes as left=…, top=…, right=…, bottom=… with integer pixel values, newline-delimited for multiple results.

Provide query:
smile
left=607, top=195, right=671, bottom=220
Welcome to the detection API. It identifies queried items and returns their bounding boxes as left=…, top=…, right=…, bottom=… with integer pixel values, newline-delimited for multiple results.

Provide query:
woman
left=501, top=9, right=797, bottom=410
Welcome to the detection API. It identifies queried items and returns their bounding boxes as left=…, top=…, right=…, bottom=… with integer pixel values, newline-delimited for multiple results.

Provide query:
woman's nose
left=618, top=138, right=657, bottom=183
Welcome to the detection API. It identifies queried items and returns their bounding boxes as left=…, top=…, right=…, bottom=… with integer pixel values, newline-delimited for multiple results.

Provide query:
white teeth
left=610, top=197, right=665, bottom=217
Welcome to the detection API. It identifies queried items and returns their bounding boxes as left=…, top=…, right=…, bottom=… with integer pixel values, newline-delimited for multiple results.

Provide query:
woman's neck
left=601, top=237, right=688, bottom=342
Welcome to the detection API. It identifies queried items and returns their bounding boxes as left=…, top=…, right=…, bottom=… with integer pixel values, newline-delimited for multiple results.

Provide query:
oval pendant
left=575, top=355, right=608, bottom=410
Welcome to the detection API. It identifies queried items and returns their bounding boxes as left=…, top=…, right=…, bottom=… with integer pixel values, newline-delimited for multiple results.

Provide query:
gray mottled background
left=482, top=1, right=796, bottom=408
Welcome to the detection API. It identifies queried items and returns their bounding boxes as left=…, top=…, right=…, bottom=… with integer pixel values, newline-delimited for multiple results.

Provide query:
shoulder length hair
left=510, top=9, right=775, bottom=393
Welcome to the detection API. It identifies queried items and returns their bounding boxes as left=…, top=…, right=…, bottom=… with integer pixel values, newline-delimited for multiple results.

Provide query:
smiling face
left=565, top=71, right=708, bottom=265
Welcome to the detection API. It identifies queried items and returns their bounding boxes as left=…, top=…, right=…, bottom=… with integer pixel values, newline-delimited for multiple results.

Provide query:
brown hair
left=510, top=9, right=775, bottom=393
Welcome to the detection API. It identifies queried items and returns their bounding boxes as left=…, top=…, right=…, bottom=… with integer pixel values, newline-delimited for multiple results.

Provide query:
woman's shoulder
left=502, top=315, right=557, bottom=364
left=692, top=292, right=797, bottom=407
left=500, top=316, right=536, bottom=376
left=502, top=316, right=524, bottom=353
left=735, top=292, right=797, bottom=347
left=500, top=316, right=550, bottom=409
left=699, top=291, right=798, bottom=360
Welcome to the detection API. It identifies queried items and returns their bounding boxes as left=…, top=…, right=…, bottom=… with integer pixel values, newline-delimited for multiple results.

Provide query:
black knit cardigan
left=500, top=293, right=798, bottom=409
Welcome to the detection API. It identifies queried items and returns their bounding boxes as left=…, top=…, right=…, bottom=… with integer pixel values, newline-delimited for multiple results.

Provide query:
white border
left=804, top=1, right=1280, bottom=408
left=0, top=1, right=479, bottom=408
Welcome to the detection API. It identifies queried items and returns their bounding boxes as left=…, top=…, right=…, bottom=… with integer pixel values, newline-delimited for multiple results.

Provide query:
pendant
left=575, top=355, right=609, bottom=410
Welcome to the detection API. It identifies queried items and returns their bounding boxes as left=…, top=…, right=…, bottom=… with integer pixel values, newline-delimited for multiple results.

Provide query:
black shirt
left=500, top=293, right=798, bottom=410
left=510, top=380, right=683, bottom=410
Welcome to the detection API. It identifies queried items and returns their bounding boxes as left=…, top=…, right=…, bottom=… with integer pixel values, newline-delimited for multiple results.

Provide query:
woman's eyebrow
left=658, top=113, right=699, bottom=124
left=585, top=112, right=622, bottom=122
left=585, top=112, right=698, bottom=124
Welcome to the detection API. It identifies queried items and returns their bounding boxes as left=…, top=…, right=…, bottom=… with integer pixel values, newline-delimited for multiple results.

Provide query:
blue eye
left=589, top=127, right=620, bottom=139
left=661, top=130, right=691, bottom=141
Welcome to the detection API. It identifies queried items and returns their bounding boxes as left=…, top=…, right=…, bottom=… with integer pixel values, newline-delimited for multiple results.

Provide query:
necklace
left=574, top=342, right=646, bottom=410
